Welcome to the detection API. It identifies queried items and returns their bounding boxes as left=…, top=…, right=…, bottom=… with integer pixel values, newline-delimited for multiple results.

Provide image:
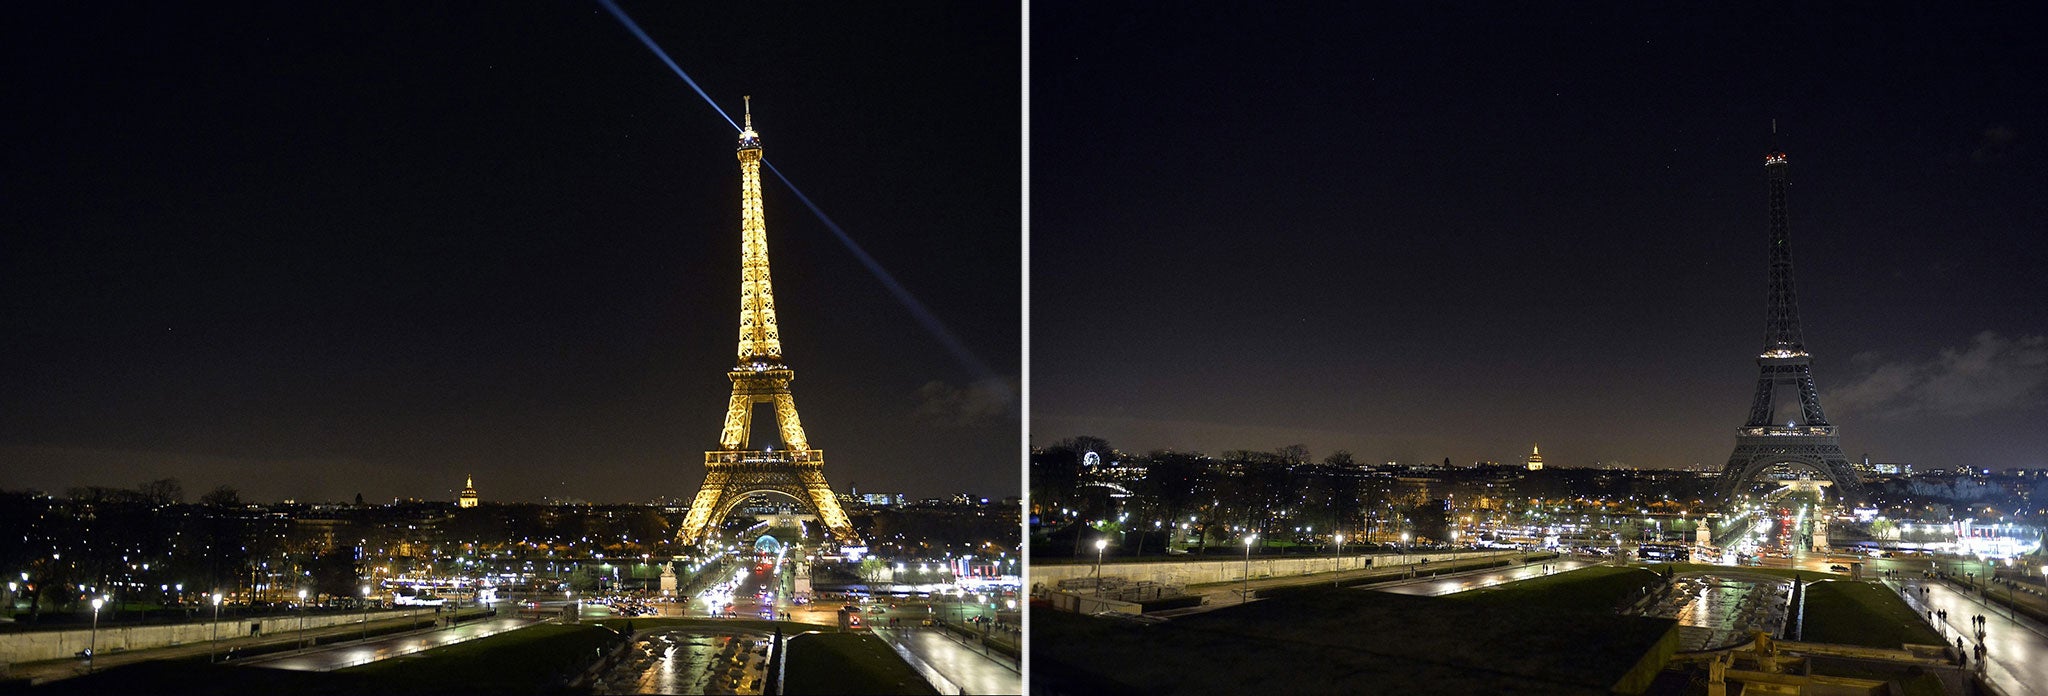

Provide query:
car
left=1829, top=564, right=1850, bottom=572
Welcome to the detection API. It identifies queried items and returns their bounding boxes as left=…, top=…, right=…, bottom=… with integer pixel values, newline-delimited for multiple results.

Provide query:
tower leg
left=773, top=392, right=810, bottom=452
left=720, top=393, right=752, bottom=451
left=679, top=470, right=732, bottom=546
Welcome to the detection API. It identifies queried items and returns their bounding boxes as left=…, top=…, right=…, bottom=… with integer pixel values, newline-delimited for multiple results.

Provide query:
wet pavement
left=246, top=616, right=540, bottom=671
left=1376, top=558, right=1593, bottom=597
left=1892, top=577, right=2048, bottom=696
left=1630, top=573, right=1791, bottom=650
left=592, top=629, right=770, bottom=695
left=873, top=626, right=1020, bottom=695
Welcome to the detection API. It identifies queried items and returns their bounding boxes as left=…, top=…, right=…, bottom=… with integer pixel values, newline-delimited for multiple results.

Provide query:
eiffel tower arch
left=676, top=99, right=859, bottom=547
left=1716, top=146, right=1866, bottom=506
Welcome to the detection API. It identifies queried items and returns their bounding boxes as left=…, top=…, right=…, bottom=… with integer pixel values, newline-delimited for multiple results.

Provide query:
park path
left=244, top=616, right=539, bottom=671
left=873, top=626, right=1019, bottom=695
left=1889, top=577, right=2048, bottom=696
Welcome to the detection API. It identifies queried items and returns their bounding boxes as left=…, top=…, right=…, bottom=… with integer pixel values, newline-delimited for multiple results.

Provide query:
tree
left=1032, top=436, right=1111, bottom=514
left=200, top=485, right=243, bottom=509
left=1275, top=444, right=1311, bottom=466
left=1405, top=499, right=1450, bottom=543
left=1323, top=450, right=1355, bottom=468
left=138, top=478, right=184, bottom=506
left=1138, top=451, right=1205, bottom=532
left=309, top=548, right=361, bottom=599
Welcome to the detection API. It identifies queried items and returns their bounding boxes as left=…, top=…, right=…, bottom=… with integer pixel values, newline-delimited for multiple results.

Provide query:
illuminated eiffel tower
left=676, top=99, right=859, bottom=546
left=1714, top=144, right=1867, bottom=506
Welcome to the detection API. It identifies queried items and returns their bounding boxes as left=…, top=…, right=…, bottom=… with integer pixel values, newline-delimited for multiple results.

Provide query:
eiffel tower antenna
left=676, top=101, right=860, bottom=547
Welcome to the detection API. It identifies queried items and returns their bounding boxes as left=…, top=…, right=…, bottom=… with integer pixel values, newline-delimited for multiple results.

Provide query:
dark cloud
left=1826, top=332, right=2048, bottom=419
left=913, top=378, right=1017, bottom=428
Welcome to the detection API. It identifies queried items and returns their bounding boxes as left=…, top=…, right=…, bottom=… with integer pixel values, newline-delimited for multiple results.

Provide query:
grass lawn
left=340, top=622, right=621, bottom=693
left=1799, top=580, right=1945, bottom=649
left=783, top=632, right=938, bottom=695
left=1452, top=565, right=1663, bottom=612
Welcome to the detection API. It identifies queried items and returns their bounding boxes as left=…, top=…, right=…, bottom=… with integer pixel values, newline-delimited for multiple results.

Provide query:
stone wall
left=1040, top=591, right=1141, bottom=615
left=1031, top=550, right=1501, bottom=588
left=0, top=608, right=428, bottom=664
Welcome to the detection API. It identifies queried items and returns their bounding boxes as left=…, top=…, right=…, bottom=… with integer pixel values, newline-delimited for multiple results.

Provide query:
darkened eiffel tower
left=675, top=99, right=860, bottom=546
left=1714, top=144, right=1867, bottom=505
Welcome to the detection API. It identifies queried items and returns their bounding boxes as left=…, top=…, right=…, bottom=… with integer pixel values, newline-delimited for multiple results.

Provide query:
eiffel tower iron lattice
left=1715, top=147, right=1867, bottom=506
left=676, top=99, right=860, bottom=546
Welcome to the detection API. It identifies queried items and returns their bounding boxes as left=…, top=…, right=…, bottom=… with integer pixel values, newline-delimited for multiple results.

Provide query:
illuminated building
left=1525, top=444, right=1544, bottom=471
left=676, top=99, right=860, bottom=546
left=458, top=476, right=479, bottom=508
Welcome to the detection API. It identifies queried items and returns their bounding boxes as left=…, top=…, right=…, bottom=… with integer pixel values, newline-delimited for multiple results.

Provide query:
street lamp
left=210, top=593, right=222, bottom=663
left=361, top=586, right=371, bottom=641
left=88, top=597, right=104, bottom=673
left=1242, top=535, right=1258, bottom=604
left=297, top=589, right=308, bottom=649
left=1333, top=534, right=1345, bottom=573
left=1093, top=539, right=1108, bottom=595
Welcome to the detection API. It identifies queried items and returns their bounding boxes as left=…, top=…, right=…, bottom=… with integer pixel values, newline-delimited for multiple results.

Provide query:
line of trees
left=1033, top=437, right=1450, bottom=559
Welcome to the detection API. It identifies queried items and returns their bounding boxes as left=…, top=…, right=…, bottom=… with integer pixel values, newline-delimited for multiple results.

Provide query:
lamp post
left=1093, top=539, right=1107, bottom=595
left=1242, top=535, right=1258, bottom=604
left=88, top=597, right=104, bottom=673
left=360, top=586, right=371, bottom=641
left=297, top=589, right=308, bottom=650
left=209, top=593, right=222, bottom=663
left=1334, top=534, right=1345, bottom=573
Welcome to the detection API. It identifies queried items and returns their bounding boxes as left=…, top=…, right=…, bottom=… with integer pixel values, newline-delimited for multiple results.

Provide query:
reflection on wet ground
left=1632, top=573, right=1792, bottom=650
left=592, top=631, right=769, bottom=695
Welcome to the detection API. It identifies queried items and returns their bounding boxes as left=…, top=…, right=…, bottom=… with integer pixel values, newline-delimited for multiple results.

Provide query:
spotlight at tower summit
left=596, top=0, right=1001, bottom=384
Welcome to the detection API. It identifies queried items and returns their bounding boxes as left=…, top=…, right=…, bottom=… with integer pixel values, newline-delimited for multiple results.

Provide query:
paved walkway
left=1190, top=552, right=1539, bottom=601
left=873, top=626, right=1020, bottom=695
left=1376, top=558, right=1594, bottom=597
left=244, top=617, right=539, bottom=671
left=1889, top=577, right=2048, bottom=696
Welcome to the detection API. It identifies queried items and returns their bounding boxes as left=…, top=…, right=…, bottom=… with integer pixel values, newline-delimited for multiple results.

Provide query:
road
left=246, top=616, right=540, bottom=671
left=873, top=626, right=1020, bottom=695
left=1890, top=577, right=2048, bottom=696
left=1376, top=558, right=1594, bottom=597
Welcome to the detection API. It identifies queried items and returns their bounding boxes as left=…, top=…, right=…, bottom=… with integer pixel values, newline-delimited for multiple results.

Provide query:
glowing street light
left=1242, top=535, right=1258, bottom=604
left=1090, top=538, right=1112, bottom=595
left=210, top=593, right=223, bottom=663
left=297, top=589, right=309, bottom=649
left=360, top=586, right=372, bottom=641
left=88, top=597, right=105, bottom=673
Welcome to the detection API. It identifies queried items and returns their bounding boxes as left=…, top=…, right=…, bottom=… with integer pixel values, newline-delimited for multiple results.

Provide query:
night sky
left=1033, top=4, right=2047, bottom=471
left=3, top=3, right=1019, bottom=503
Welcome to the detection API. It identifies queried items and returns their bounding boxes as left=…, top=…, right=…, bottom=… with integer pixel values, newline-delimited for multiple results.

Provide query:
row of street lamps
left=86, top=584, right=377, bottom=674
left=1088, top=530, right=1417, bottom=605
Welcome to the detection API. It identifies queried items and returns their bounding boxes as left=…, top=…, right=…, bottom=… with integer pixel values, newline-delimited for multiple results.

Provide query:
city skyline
left=1032, top=3, right=2046, bottom=473
left=3, top=3, right=1021, bottom=503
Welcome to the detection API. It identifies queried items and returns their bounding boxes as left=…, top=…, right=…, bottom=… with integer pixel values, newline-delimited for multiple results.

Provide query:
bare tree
left=139, top=478, right=185, bottom=506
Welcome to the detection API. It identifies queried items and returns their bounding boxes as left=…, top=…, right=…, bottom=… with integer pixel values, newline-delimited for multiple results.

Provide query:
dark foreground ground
left=1032, top=586, right=1680, bottom=695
